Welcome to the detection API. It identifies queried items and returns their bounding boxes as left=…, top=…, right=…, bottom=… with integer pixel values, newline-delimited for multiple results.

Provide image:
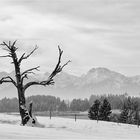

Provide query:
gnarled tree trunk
left=0, top=41, right=70, bottom=126
left=18, top=89, right=33, bottom=125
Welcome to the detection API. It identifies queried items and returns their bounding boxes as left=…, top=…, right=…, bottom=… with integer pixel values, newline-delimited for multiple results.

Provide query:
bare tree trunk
left=17, top=88, right=36, bottom=126
left=12, top=54, right=31, bottom=125
left=29, top=101, right=33, bottom=117
left=18, top=88, right=29, bottom=125
left=0, top=41, right=70, bottom=126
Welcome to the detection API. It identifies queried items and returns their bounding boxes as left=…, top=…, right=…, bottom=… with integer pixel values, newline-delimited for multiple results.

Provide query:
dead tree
left=0, top=41, right=70, bottom=126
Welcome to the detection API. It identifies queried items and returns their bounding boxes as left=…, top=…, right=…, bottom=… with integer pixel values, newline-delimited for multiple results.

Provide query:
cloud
left=0, top=0, right=140, bottom=76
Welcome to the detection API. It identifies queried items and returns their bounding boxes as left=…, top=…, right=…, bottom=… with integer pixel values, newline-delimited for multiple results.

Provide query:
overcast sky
left=0, top=0, right=140, bottom=76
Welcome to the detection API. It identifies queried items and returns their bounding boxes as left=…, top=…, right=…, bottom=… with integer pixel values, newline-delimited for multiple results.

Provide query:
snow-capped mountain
left=1, top=67, right=140, bottom=99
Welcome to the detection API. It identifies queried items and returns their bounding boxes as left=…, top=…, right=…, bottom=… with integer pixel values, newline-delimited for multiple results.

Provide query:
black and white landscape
left=0, top=0, right=140, bottom=139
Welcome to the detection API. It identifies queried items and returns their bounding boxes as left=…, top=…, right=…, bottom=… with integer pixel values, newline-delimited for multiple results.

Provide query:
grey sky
left=0, top=0, right=140, bottom=76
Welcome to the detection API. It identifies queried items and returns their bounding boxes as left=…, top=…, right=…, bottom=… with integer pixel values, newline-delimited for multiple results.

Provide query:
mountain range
left=0, top=67, right=140, bottom=100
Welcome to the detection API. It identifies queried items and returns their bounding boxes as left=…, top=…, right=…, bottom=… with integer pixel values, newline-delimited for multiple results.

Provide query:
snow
left=0, top=113, right=140, bottom=140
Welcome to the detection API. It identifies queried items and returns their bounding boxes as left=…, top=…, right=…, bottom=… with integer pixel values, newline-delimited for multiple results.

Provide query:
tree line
left=89, top=93, right=140, bottom=110
left=1, top=93, right=140, bottom=113
left=0, top=95, right=90, bottom=112
left=1, top=94, right=140, bottom=126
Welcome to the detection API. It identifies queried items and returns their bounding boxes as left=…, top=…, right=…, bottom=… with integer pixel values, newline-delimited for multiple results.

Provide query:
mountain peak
left=88, top=67, right=111, bottom=74
left=1, top=67, right=140, bottom=99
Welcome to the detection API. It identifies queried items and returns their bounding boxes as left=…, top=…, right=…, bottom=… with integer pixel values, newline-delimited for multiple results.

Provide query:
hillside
left=1, top=67, right=140, bottom=99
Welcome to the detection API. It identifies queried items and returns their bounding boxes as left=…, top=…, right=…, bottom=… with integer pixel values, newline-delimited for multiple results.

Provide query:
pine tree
left=88, top=99, right=100, bottom=121
left=99, top=98, right=112, bottom=121
left=119, top=97, right=136, bottom=124
left=119, top=103, right=129, bottom=123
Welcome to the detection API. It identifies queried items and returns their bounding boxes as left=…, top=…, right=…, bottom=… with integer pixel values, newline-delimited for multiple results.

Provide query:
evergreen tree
left=88, top=99, right=100, bottom=121
left=119, top=103, right=129, bottom=123
left=99, top=98, right=112, bottom=121
left=119, top=97, right=136, bottom=124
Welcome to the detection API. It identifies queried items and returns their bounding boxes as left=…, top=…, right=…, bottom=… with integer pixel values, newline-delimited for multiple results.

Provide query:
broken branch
left=0, top=76, right=17, bottom=87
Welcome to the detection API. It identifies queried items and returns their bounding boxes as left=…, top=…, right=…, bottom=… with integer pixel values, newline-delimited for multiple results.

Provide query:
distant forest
left=1, top=94, right=140, bottom=112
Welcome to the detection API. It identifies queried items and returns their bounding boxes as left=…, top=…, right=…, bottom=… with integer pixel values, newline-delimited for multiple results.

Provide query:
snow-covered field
left=0, top=113, right=140, bottom=140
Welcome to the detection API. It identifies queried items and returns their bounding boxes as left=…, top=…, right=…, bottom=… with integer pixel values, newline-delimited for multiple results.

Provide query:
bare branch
left=1, top=47, right=11, bottom=52
left=25, top=46, right=38, bottom=58
left=10, top=40, right=18, bottom=52
left=21, top=66, right=40, bottom=76
left=18, top=53, right=25, bottom=64
left=0, top=42, right=11, bottom=50
left=0, top=41, right=18, bottom=54
left=11, top=40, right=17, bottom=48
left=9, top=41, right=11, bottom=47
left=23, top=46, right=70, bottom=91
left=48, top=46, right=70, bottom=79
left=0, top=76, right=17, bottom=87
left=18, top=46, right=38, bottom=64
left=61, top=60, right=71, bottom=70
left=0, top=55, right=11, bottom=58
left=21, top=74, right=28, bottom=84
left=23, top=79, right=55, bottom=92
